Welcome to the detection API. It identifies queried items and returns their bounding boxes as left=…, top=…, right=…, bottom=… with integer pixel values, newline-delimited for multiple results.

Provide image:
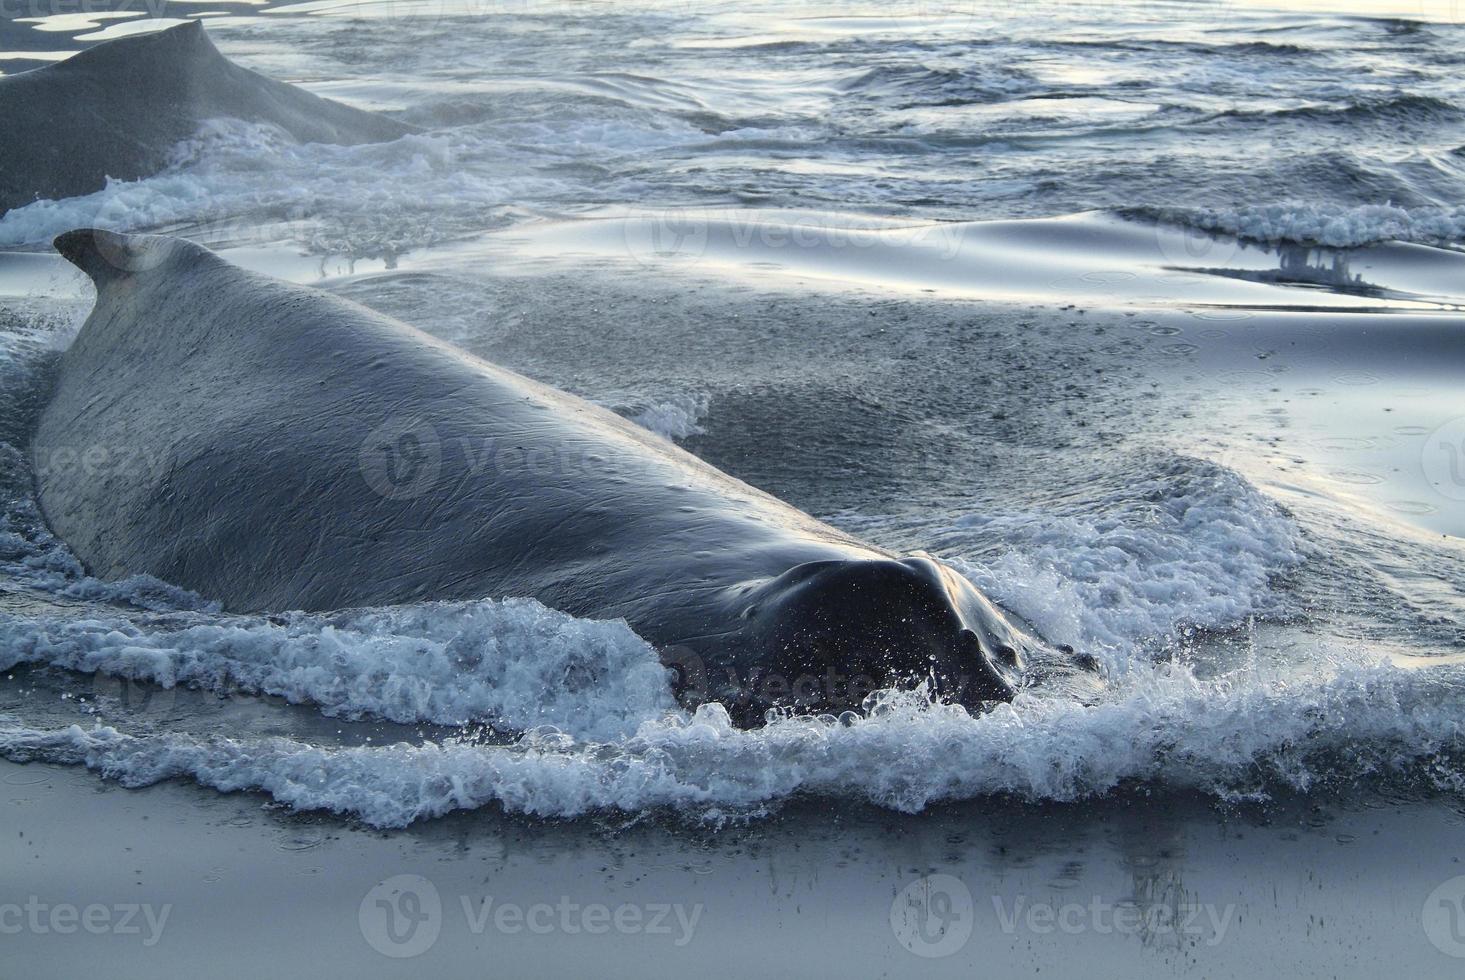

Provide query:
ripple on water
left=1385, top=499, right=1438, bottom=516
left=279, top=834, right=325, bottom=852
left=1327, top=468, right=1387, bottom=486
left=1083, top=271, right=1136, bottom=284
left=1313, top=436, right=1379, bottom=451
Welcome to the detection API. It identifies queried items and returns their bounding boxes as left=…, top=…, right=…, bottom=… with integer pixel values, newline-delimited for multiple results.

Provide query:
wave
left=0, top=438, right=1457, bottom=826
left=1210, top=94, right=1461, bottom=128
left=1133, top=202, right=1465, bottom=248
left=3, top=658, right=1461, bottom=826
left=834, top=455, right=1306, bottom=671
left=0, top=108, right=708, bottom=253
left=1368, top=17, right=1431, bottom=37
left=1221, top=41, right=1310, bottom=56
left=625, top=392, right=710, bottom=441
left=1047, top=38, right=1312, bottom=57
left=0, top=598, right=675, bottom=743
left=836, top=63, right=1035, bottom=108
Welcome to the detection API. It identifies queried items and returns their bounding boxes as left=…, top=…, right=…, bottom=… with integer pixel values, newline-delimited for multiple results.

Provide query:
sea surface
left=0, top=0, right=1463, bottom=828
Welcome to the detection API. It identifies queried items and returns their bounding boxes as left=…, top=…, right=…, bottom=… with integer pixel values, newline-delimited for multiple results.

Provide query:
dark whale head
left=675, top=555, right=1050, bottom=725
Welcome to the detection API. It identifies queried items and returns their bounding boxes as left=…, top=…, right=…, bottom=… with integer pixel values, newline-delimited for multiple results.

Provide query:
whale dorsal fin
left=57, top=21, right=220, bottom=76
left=54, top=228, right=188, bottom=286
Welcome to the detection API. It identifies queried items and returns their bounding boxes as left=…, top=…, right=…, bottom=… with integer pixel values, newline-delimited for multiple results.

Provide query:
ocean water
left=0, top=0, right=1463, bottom=828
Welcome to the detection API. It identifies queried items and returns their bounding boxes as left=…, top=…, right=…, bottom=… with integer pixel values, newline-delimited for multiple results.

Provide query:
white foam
left=627, top=392, right=709, bottom=440
left=1170, top=202, right=1465, bottom=248
left=2, top=657, right=1459, bottom=826
left=0, top=599, right=676, bottom=742
left=0, top=111, right=710, bottom=253
left=835, top=458, right=1305, bottom=673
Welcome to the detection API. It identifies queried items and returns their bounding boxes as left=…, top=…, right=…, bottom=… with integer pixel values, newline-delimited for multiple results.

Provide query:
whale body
left=33, top=229, right=1083, bottom=723
left=0, top=22, right=414, bottom=215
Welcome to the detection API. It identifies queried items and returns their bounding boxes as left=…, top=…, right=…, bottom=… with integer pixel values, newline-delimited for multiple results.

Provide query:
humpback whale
left=0, top=22, right=414, bottom=215
left=34, top=229, right=1084, bottom=724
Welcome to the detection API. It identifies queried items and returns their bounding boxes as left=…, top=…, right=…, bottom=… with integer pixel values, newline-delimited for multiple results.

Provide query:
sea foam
left=2, top=657, right=1460, bottom=826
left=1150, top=202, right=1465, bottom=248
left=0, top=599, right=675, bottom=743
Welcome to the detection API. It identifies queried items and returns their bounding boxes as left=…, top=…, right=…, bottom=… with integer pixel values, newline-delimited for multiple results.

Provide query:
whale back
left=34, top=230, right=873, bottom=618
left=34, top=229, right=1092, bottom=718
left=0, top=23, right=414, bottom=214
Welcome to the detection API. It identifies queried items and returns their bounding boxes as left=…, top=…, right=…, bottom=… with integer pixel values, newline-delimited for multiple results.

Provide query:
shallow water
left=0, top=0, right=1462, bottom=836
left=6, top=756, right=1465, bottom=979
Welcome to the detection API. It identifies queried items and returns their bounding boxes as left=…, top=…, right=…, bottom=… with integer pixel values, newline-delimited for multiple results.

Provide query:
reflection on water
left=1185, top=243, right=1382, bottom=299
left=1277, top=247, right=1365, bottom=290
